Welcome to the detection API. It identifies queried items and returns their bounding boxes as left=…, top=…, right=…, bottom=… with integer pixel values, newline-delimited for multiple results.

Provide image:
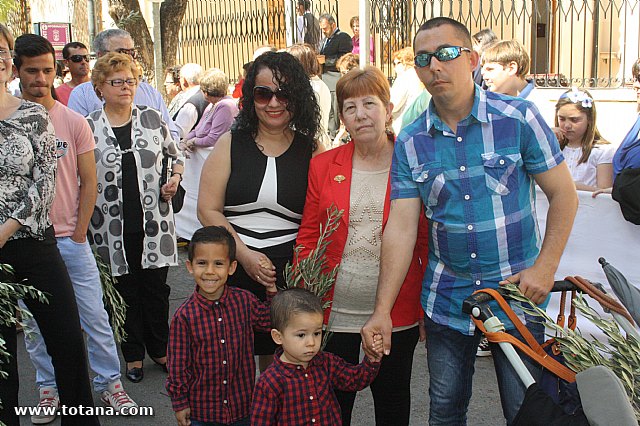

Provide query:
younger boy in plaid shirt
left=166, top=226, right=276, bottom=426
left=251, top=288, right=383, bottom=425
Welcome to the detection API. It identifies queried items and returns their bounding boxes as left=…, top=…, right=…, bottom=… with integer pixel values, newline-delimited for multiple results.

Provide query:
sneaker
left=101, top=380, right=138, bottom=414
left=31, top=386, right=59, bottom=425
left=476, top=336, right=492, bottom=357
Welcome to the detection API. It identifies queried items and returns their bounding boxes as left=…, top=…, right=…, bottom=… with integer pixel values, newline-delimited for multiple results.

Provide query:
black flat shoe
left=125, top=366, right=144, bottom=383
left=152, top=358, right=168, bottom=373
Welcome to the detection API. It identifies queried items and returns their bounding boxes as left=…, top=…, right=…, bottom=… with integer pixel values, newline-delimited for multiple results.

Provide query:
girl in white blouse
left=554, top=87, right=614, bottom=191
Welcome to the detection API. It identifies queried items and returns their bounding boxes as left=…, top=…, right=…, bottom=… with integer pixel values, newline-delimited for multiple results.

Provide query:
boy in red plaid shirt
left=166, top=226, right=277, bottom=426
left=251, top=288, right=383, bottom=425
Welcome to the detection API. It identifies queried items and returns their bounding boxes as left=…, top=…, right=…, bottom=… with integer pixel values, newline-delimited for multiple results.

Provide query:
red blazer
left=296, top=141, right=428, bottom=327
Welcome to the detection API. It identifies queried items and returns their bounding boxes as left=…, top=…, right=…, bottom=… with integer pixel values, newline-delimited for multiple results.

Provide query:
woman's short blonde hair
left=199, top=68, right=228, bottom=97
left=0, top=23, right=14, bottom=50
left=392, top=47, right=415, bottom=67
left=91, top=52, right=139, bottom=99
left=336, top=53, right=359, bottom=74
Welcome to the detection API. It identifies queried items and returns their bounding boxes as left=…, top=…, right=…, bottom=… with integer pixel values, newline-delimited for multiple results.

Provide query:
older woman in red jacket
left=296, top=66, right=428, bottom=426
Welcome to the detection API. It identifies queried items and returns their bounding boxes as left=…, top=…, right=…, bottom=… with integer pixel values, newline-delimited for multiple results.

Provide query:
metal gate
left=370, top=0, right=640, bottom=87
left=179, top=0, right=640, bottom=87
left=178, top=0, right=338, bottom=83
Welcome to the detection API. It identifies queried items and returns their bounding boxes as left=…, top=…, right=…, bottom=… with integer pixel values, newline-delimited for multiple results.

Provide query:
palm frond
left=93, top=251, right=128, bottom=343
left=503, top=284, right=640, bottom=420
left=284, top=205, right=343, bottom=348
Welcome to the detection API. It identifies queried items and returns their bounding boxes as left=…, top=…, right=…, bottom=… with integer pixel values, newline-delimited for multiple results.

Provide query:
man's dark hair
left=188, top=226, right=236, bottom=262
left=62, top=41, right=88, bottom=59
left=271, top=288, right=323, bottom=331
left=414, top=17, right=473, bottom=50
left=297, top=0, right=311, bottom=10
left=13, top=34, right=56, bottom=70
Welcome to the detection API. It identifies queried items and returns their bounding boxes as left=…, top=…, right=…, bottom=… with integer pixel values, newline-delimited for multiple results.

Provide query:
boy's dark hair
left=414, top=17, right=473, bottom=50
left=62, top=41, right=88, bottom=59
left=271, top=288, right=323, bottom=331
left=188, top=226, right=236, bottom=262
left=13, top=34, right=56, bottom=70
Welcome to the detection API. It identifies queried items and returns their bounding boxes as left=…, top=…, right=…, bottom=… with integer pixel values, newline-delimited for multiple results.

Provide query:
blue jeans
left=190, top=418, right=249, bottom=426
left=424, top=314, right=544, bottom=426
left=20, top=237, right=122, bottom=393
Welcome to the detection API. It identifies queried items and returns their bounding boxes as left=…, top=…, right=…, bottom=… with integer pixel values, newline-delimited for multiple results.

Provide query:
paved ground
left=16, top=247, right=506, bottom=425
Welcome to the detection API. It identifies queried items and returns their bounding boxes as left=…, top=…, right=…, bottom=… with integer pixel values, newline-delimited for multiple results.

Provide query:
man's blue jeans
left=424, top=313, right=544, bottom=426
left=20, top=237, right=122, bottom=393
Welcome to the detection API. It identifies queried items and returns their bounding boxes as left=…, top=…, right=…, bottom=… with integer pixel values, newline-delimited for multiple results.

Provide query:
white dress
left=562, top=143, right=615, bottom=187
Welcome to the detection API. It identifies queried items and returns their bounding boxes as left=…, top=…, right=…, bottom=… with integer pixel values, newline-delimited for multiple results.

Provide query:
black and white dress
left=224, top=129, right=312, bottom=353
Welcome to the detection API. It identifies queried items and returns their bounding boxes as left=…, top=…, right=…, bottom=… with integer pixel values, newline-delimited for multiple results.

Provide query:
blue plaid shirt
left=392, top=86, right=563, bottom=335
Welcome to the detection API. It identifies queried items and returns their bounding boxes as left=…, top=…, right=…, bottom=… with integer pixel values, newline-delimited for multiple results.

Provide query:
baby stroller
left=462, top=267, right=638, bottom=426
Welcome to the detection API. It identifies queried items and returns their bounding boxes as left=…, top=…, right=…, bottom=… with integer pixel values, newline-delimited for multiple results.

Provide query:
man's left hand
left=499, top=264, right=555, bottom=304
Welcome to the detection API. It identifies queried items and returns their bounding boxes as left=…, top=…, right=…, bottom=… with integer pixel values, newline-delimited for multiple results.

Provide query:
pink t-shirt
left=55, top=83, right=73, bottom=106
left=48, top=101, right=96, bottom=237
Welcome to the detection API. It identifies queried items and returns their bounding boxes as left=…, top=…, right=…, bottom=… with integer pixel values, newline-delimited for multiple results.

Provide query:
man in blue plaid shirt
left=362, top=17, right=578, bottom=425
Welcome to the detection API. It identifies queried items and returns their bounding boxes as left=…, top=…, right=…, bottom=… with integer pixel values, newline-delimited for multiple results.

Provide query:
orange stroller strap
left=471, top=288, right=577, bottom=384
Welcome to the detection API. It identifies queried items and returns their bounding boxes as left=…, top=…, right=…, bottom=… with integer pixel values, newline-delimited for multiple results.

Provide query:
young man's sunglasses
left=253, top=85, right=289, bottom=105
left=67, top=54, right=91, bottom=63
left=414, top=46, right=471, bottom=68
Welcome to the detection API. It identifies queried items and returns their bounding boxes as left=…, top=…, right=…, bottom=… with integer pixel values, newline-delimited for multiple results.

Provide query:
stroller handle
left=462, top=280, right=577, bottom=318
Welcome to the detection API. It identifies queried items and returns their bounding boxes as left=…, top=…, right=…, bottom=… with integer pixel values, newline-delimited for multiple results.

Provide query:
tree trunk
left=108, top=0, right=155, bottom=83
left=160, top=0, right=189, bottom=70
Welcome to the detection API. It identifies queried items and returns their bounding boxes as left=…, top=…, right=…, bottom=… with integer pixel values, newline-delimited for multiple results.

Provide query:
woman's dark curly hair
left=236, top=51, right=320, bottom=150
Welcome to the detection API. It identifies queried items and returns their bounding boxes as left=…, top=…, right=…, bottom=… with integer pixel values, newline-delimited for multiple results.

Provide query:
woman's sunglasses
left=414, top=46, right=471, bottom=68
left=253, top=85, right=289, bottom=105
left=67, top=54, right=91, bottom=63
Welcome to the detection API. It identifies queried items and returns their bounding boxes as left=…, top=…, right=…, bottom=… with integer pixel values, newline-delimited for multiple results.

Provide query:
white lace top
left=329, top=168, right=388, bottom=333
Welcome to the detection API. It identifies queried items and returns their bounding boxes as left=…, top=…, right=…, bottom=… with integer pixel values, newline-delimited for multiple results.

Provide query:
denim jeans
left=20, top=237, right=122, bottom=393
left=190, top=418, right=249, bottom=426
left=424, top=314, right=544, bottom=426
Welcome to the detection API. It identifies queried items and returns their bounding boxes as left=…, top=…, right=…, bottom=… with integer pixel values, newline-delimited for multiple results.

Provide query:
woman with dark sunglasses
left=198, top=51, right=323, bottom=372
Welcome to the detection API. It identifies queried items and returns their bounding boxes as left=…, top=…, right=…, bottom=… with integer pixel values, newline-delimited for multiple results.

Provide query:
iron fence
left=178, top=0, right=640, bottom=87
left=370, top=0, right=640, bottom=88
left=178, top=0, right=338, bottom=83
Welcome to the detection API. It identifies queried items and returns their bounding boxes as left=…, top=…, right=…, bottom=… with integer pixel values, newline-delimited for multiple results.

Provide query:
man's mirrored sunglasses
left=414, top=46, right=471, bottom=68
